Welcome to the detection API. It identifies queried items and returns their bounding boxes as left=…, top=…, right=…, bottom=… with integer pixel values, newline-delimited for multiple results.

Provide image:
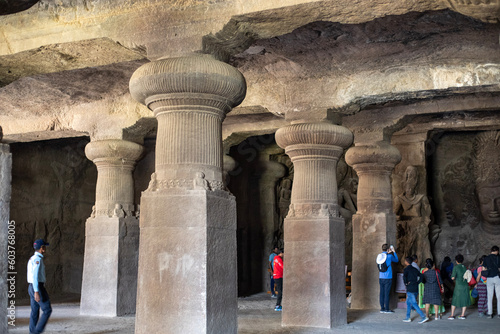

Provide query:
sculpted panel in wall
left=431, top=131, right=500, bottom=266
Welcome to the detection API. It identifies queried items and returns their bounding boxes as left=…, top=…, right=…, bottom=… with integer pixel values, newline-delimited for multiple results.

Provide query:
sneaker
left=448, top=316, right=454, bottom=320
left=479, top=312, right=485, bottom=317
left=418, top=317, right=429, bottom=324
left=458, top=316, right=466, bottom=320
left=385, top=310, right=395, bottom=313
left=274, top=306, right=282, bottom=312
left=487, top=314, right=493, bottom=319
left=402, top=318, right=411, bottom=323
left=380, top=310, right=386, bottom=314
left=271, top=295, right=277, bottom=298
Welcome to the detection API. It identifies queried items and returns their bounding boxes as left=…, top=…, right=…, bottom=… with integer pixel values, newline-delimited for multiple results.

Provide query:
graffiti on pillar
left=394, top=165, right=433, bottom=265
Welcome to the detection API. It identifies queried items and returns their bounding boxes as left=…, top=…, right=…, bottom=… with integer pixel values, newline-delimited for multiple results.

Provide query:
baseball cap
left=33, top=239, right=49, bottom=250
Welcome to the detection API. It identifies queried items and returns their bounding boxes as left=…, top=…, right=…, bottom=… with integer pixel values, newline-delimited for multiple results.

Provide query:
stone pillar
left=254, top=150, right=286, bottom=292
left=345, top=141, right=401, bottom=310
left=275, top=122, right=353, bottom=328
left=80, top=139, right=143, bottom=316
left=0, top=134, right=12, bottom=333
left=129, top=54, right=246, bottom=334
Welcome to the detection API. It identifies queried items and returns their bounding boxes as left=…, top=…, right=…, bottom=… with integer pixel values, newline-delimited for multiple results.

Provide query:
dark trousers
left=270, top=277, right=275, bottom=295
left=379, top=278, right=392, bottom=311
left=28, top=283, right=52, bottom=334
left=275, top=278, right=283, bottom=307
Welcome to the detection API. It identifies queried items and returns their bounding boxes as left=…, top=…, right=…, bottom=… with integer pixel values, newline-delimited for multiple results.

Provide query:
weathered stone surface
left=0, top=1, right=444, bottom=59
left=130, top=54, right=245, bottom=333
left=0, top=60, right=151, bottom=142
left=346, top=141, right=401, bottom=310
left=0, top=38, right=145, bottom=87
left=232, top=10, right=500, bottom=117
left=9, top=137, right=96, bottom=302
left=276, top=122, right=352, bottom=328
left=81, top=139, right=143, bottom=316
left=135, top=190, right=237, bottom=334
left=428, top=130, right=500, bottom=265
left=0, top=143, right=12, bottom=333
left=80, top=216, right=139, bottom=316
left=445, top=0, right=500, bottom=23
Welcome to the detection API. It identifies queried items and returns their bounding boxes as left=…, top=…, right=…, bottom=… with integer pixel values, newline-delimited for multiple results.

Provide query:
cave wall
left=10, top=137, right=96, bottom=302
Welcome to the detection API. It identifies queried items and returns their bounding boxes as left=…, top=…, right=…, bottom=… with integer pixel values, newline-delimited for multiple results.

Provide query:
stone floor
left=7, top=293, right=500, bottom=333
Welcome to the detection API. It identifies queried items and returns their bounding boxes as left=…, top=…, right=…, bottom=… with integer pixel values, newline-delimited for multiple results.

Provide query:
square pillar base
left=282, top=216, right=346, bottom=328
left=351, top=212, right=398, bottom=310
left=80, top=216, right=139, bottom=316
left=134, top=189, right=237, bottom=334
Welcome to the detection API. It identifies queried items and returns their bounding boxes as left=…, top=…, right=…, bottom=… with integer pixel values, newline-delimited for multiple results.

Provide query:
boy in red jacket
left=273, top=250, right=284, bottom=311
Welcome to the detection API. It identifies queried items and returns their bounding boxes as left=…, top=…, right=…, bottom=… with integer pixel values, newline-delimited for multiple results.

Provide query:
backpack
left=376, top=253, right=388, bottom=272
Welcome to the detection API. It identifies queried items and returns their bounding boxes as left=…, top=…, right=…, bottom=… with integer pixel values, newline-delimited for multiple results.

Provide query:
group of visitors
left=378, top=244, right=500, bottom=323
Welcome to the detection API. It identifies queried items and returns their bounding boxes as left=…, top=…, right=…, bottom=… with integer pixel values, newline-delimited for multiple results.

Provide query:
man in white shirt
left=27, top=239, right=52, bottom=334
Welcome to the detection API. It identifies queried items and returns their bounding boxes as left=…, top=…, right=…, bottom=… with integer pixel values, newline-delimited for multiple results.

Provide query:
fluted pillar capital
left=276, top=122, right=353, bottom=160
left=276, top=122, right=353, bottom=218
left=129, top=54, right=246, bottom=117
left=345, top=141, right=401, bottom=215
left=129, top=55, right=247, bottom=190
left=345, top=141, right=401, bottom=172
left=85, top=139, right=144, bottom=166
left=86, top=139, right=144, bottom=218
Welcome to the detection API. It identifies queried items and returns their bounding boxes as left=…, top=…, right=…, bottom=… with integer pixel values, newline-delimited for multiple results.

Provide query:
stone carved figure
left=147, top=172, right=157, bottom=191
left=193, top=172, right=210, bottom=190
left=474, top=130, right=500, bottom=235
left=90, top=205, right=96, bottom=218
left=394, top=166, right=432, bottom=264
left=338, top=177, right=358, bottom=220
left=113, top=204, right=126, bottom=218
left=441, top=156, right=476, bottom=228
left=278, top=178, right=292, bottom=222
left=338, top=176, right=358, bottom=269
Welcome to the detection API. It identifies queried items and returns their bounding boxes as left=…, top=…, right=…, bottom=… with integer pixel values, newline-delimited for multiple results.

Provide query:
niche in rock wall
left=10, top=137, right=96, bottom=302
left=429, top=130, right=500, bottom=266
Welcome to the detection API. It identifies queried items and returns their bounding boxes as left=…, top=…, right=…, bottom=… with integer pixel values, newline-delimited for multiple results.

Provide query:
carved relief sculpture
left=394, top=165, right=432, bottom=263
left=474, top=130, right=500, bottom=235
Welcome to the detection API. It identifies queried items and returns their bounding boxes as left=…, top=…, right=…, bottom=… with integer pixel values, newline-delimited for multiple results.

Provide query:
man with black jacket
left=482, top=245, right=500, bottom=319
left=403, top=256, right=428, bottom=323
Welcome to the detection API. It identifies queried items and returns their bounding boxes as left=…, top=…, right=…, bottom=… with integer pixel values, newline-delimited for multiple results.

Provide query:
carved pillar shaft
left=129, top=54, right=246, bottom=334
left=155, top=105, right=223, bottom=183
left=276, top=122, right=352, bottom=328
left=254, top=153, right=286, bottom=293
left=80, top=139, right=143, bottom=317
left=0, top=138, right=12, bottom=334
left=345, top=141, right=401, bottom=310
